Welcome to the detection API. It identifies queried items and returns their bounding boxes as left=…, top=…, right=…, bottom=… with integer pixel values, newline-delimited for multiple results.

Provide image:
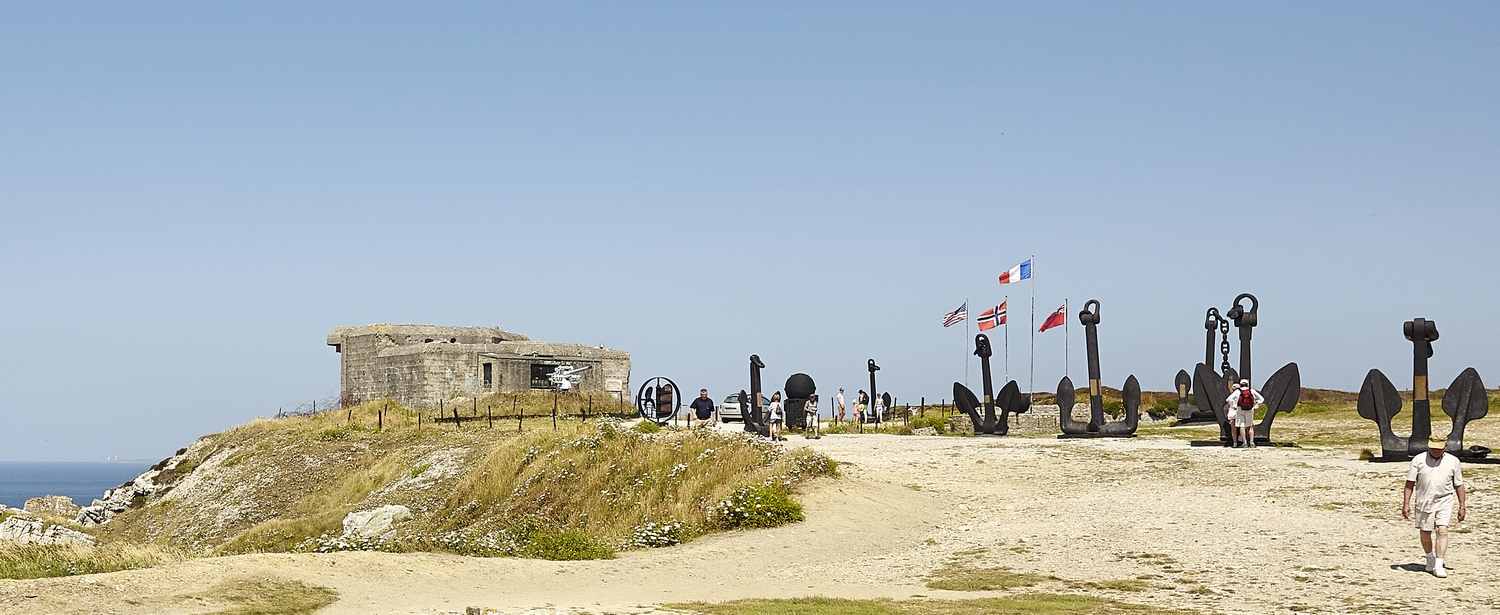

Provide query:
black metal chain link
left=1219, top=320, right=1232, bottom=375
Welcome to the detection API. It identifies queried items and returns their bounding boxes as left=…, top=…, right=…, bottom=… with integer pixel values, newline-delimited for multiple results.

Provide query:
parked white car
left=718, top=393, right=769, bottom=423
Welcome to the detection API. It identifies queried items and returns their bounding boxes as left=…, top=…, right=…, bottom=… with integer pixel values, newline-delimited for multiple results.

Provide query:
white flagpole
left=1004, top=294, right=1009, bottom=382
left=1029, top=256, right=1035, bottom=396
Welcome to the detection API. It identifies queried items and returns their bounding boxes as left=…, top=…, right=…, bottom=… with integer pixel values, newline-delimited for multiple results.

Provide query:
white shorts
left=1234, top=409, right=1253, bottom=427
left=1415, top=504, right=1454, bottom=531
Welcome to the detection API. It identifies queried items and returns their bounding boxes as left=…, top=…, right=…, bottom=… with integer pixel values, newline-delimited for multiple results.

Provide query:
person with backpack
left=766, top=392, right=785, bottom=441
left=1226, top=379, right=1264, bottom=448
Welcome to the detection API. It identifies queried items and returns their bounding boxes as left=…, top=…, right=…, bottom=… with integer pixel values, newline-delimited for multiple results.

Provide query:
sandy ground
left=3, top=431, right=1497, bottom=615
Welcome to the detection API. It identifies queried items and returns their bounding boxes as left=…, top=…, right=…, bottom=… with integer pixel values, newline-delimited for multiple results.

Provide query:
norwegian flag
left=941, top=302, right=968, bottom=328
left=1039, top=302, right=1068, bottom=332
left=977, top=302, right=1007, bottom=331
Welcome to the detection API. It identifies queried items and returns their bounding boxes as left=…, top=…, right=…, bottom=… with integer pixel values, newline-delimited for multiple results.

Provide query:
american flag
left=941, top=302, right=968, bottom=328
left=977, top=301, right=1007, bottom=331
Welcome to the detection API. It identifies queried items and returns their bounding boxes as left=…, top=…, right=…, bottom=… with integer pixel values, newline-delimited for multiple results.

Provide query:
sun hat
left=1240, top=379, right=1250, bottom=386
left=1429, top=433, right=1449, bottom=448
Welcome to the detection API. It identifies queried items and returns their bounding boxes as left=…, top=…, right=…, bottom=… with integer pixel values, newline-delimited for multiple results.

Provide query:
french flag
left=997, top=259, right=1032, bottom=285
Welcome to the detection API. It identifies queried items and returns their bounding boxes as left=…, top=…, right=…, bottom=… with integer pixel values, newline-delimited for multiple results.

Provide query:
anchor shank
left=1084, top=310, right=1103, bottom=431
left=1406, top=319, right=1437, bottom=455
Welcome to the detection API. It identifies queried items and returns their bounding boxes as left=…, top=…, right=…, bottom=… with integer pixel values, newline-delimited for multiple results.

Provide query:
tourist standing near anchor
left=805, top=394, right=822, bottom=439
left=766, top=392, right=785, bottom=441
left=1403, top=433, right=1467, bottom=578
left=1227, top=379, right=1263, bottom=448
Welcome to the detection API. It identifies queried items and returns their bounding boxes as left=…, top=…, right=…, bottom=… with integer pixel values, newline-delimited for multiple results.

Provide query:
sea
left=0, top=461, right=155, bottom=509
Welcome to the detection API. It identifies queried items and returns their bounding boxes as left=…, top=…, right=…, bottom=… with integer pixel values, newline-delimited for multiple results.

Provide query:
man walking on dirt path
left=1403, top=433, right=1467, bottom=578
left=690, top=388, right=715, bottom=427
left=1226, top=379, right=1263, bottom=448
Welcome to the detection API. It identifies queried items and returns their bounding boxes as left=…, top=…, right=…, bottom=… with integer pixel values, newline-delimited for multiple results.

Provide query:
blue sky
left=2, top=2, right=1497, bottom=460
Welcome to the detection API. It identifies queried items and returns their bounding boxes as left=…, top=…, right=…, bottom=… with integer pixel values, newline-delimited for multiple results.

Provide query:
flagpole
left=1029, top=255, right=1035, bottom=396
left=1064, top=298, right=1069, bottom=377
left=964, top=297, right=970, bottom=389
left=1003, top=294, right=1009, bottom=383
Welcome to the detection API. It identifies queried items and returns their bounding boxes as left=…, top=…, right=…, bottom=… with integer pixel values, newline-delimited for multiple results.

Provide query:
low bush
left=522, top=529, right=615, bottom=560
left=710, top=484, right=803, bottom=529
left=634, top=420, right=663, bottom=434
left=629, top=520, right=695, bottom=548
left=1146, top=397, right=1176, bottom=420
left=908, top=416, right=948, bottom=434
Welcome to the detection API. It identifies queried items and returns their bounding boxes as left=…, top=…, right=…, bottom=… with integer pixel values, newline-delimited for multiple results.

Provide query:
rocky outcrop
left=341, top=505, right=412, bottom=541
left=24, top=495, right=80, bottom=517
left=0, top=510, right=94, bottom=546
left=76, top=447, right=197, bottom=526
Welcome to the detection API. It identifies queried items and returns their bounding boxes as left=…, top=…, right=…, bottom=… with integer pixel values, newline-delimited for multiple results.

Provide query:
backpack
left=1238, top=388, right=1256, bottom=409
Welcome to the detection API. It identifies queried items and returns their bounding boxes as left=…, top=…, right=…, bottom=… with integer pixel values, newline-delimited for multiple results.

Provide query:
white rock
left=341, top=505, right=413, bottom=540
left=0, top=514, right=95, bottom=546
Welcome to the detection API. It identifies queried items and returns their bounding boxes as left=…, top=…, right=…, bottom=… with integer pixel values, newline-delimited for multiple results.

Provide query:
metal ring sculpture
left=1360, top=318, right=1490, bottom=461
left=635, top=377, right=682, bottom=425
left=954, top=333, right=1031, bottom=435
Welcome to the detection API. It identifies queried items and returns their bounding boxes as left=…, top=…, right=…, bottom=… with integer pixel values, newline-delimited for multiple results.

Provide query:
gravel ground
left=2, top=432, right=1494, bottom=615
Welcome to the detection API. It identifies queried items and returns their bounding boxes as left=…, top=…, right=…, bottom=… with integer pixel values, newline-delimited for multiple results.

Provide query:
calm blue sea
left=0, top=461, right=155, bottom=509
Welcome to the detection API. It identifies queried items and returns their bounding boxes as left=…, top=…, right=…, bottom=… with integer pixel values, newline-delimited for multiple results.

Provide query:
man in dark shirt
left=690, top=388, right=716, bottom=427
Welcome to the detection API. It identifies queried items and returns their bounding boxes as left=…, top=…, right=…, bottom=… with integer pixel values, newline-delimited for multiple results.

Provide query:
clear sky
left=2, top=2, right=1497, bottom=461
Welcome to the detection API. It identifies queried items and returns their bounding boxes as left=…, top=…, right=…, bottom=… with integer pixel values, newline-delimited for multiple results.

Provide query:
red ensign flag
left=1038, top=303, right=1067, bottom=332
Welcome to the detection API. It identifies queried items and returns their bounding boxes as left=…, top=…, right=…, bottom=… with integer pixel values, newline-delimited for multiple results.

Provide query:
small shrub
left=1146, top=398, right=1176, bottom=420
left=634, top=420, right=662, bottom=434
left=908, top=416, right=947, bottom=434
left=711, top=484, right=803, bottom=529
left=628, top=520, right=695, bottom=548
left=523, top=530, right=615, bottom=560
left=409, top=463, right=431, bottom=478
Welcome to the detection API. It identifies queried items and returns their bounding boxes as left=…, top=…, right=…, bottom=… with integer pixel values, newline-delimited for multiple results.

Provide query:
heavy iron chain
left=1219, top=319, right=1232, bottom=375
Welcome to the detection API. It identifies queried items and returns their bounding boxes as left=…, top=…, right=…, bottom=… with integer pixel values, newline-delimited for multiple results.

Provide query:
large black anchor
left=739, top=354, right=769, bottom=437
left=1057, top=300, right=1140, bottom=437
left=953, top=333, right=1031, bottom=435
left=1359, top=318, right=1490, bottom=462
left=1178, top=309, right=1224, bottom=423
left=1192, top=294, right=1300, bottom=445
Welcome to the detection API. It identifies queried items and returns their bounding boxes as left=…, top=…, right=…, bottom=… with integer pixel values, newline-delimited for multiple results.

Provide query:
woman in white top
left=804, top=394, right=821, bottom=439
left=766, top=392, right=785, bottom=441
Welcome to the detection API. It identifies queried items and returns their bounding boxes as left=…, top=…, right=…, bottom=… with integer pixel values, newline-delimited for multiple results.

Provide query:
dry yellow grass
left=0, top=542, right=179, bottom=579
left=93, top=402, right=833, bottom=561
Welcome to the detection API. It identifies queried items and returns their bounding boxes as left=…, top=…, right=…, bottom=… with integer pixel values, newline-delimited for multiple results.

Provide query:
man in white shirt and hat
left=1402, top=432, right=1468, bottom=578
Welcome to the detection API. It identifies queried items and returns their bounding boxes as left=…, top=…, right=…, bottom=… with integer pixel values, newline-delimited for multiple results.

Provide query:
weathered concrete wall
left=328, top=324, right=630, bottom=409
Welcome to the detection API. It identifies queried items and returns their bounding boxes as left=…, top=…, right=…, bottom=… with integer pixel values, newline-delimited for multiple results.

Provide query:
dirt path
left=3, top=433, right=1496, bottom=614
